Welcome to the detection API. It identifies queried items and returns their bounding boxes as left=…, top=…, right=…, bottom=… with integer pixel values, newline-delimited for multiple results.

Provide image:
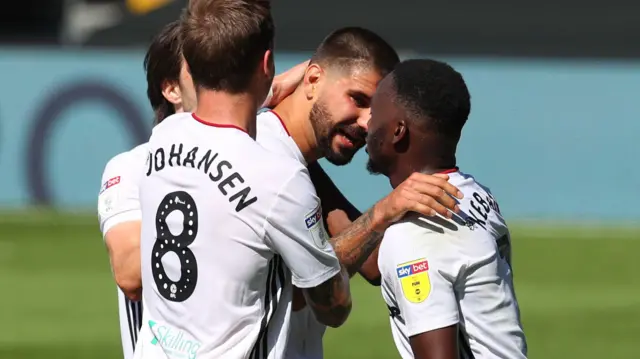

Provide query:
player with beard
left=366, top=59, right=527, bottom=359
left=125, top=22, right=463, bottom=359
left=256, top=28, right=463, bottom=359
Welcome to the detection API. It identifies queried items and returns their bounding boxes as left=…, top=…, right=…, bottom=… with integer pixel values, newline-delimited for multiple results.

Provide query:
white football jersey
left=378, top=171, right=527, bottom=359
left=135, top=112, right=341, bottom=359
left=98, top=143, right=149, bottom=359
left=257, top=110, right=327, bottom=359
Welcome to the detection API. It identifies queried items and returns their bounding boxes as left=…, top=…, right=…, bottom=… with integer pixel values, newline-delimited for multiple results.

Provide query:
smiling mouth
left=337, top=131, right=364, bottom=149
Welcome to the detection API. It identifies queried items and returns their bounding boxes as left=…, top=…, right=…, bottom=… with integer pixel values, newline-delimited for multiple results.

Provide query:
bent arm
left=307, top=162, right=382, bottom=285
left=104, top=221, right=142, bottom=301
left=265, top=167, right=351, bottom=327
left=302, top=266, right=352, bottom=328
left=98, top=154, right=144, bottom=301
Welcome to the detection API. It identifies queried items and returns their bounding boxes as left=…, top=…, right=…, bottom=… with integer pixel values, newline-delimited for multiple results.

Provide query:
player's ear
left=392, top=120, right=407, bottom=144
left=162, top=80, right=182, bottom=106
left=262, top=49, right=275, bottom=80
left=303, top=64, right=323, bottom=100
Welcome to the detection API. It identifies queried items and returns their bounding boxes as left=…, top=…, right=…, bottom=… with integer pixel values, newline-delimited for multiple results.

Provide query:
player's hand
left=372, top=173, right=463, bottom=231
left=264, top=60, right=309, bottom=108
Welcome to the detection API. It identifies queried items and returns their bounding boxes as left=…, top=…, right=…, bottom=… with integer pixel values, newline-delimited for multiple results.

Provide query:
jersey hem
left=101, top=209, right=142, bottom=236
left=292, top=265, right=341, bottom=289
left=407, top=316, right=459, bottom=337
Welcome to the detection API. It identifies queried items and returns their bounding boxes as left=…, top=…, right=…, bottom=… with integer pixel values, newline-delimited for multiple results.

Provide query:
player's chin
left=366, top=159, right=384, bottom=175
left=326, top=146, right=360, bottom=166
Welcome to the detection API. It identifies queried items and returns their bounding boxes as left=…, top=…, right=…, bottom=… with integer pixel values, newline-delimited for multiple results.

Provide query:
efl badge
left=396, top=259, right=431, bottom=303
left=304, top=205, right=329, bottom=249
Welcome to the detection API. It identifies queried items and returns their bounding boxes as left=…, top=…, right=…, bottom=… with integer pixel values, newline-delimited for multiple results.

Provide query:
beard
left=365, top=127, right=391, bottom=176
left=309, top=100, right=366, bottom=166
left=366, top=157, right=384, bottom=175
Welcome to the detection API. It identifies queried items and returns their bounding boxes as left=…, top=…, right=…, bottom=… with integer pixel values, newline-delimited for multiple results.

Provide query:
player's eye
left=349, top=92, right=371, bottom=108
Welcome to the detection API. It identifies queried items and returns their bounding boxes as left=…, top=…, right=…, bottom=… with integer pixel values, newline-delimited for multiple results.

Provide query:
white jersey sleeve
left=97, top=144, right=148, bottom=236
left=381, top=221, right=461, bottom=337
left=264, top=167, right=341, bottom=289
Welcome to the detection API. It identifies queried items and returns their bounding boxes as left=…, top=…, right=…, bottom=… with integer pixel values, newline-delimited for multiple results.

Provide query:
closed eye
left=349, top=91, right=371, bottom=108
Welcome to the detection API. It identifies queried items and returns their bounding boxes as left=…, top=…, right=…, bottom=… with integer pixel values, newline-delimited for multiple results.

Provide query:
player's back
left=379, top=171, right=527, bottom=359
left=137, top=113, right=318, bottom=359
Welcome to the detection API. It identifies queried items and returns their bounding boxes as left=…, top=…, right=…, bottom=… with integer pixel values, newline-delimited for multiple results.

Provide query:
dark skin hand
left=410, top=325, right=459, bottom=359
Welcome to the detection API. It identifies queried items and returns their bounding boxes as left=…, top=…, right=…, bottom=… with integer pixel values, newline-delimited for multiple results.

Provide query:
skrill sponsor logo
left=396, top=260, right=429, bottom=278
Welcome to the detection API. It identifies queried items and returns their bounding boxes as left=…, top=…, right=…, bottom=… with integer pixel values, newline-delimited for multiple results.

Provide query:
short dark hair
left=143, top=20, right=182, bottom=125
left=392, top=59, right=471, bottom=141
left=310, top=27, right=399, bottom=77
left=181, top=0, right=274, bottom=93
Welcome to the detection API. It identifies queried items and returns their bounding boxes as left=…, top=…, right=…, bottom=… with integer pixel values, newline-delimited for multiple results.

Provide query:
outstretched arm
left=308, top=164, right=462, bottom=278
left=303, top=171, right=461, bottom=325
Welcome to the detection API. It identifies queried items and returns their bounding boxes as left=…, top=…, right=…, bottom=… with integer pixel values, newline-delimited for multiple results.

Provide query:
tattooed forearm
left=330, top=207, right=384, bottom=276
left=303, top=206, right=384, bottom=327
left=303, top=266, right=352, bottom=328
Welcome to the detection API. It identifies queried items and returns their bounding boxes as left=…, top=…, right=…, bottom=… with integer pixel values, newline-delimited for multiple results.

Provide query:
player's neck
left=272, top=92, right=318, bottom=163
left=389, top=152, right=457, bottom=188
left=194, top=90, right=260, bottom=138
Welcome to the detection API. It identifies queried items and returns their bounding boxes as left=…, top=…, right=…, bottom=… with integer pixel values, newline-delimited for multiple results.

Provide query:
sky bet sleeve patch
left=304, top=204, right=329, bottom=249
left=396, top=259, right=431, bottom=303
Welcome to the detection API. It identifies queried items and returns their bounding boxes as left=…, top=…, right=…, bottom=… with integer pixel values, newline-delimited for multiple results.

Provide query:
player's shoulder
left=448, top=171, right=507, bottom=226
left=253, top=147, right=310, bottom=188
left=257, top=108, right=282, bottom=132
left=256, top=109, right=303, bottom=159
left=448, top=171, right=493, bottom=196
left=449, top=171, right=500, bottom=207
left=156, top=112, right=191, bottom=129
left=380, top=216, right=448, bottom=262
left=102, top=142, right=149, bottom=178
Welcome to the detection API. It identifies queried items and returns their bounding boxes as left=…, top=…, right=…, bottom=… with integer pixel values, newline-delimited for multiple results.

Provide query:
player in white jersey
left=136, top=3, right=470, bottom=357
left=256, top=27, right=459, bottom=359
left=365, top=59, right=528, bottom=359
left=159, top=25, right=463, bottom=359
left=136, top=3, right=363, bottom=357
left=98, top=20, right=308, bottom=359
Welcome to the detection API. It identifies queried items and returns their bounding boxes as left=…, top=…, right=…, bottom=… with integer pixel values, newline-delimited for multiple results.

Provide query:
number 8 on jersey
left=152, top=191, right=199, bottom=302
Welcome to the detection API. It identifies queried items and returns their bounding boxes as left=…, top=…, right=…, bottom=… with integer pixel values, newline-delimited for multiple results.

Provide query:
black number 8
left=152, top=191, right=199, bottom=302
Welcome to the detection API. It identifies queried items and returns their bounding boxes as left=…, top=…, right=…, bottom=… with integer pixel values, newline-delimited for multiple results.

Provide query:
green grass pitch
left=0, top=210, right=638, bottom=359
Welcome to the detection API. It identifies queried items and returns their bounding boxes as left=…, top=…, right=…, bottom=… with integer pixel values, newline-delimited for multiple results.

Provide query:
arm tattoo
left=304, top=266, right=351, bottom=327
left=304, top=208, right=382, bottom=326
left=330, top=208, right=384, bottom=276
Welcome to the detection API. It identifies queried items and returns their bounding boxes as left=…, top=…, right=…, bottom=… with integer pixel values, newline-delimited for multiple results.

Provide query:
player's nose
left=356, top=110, right=370, bottom=132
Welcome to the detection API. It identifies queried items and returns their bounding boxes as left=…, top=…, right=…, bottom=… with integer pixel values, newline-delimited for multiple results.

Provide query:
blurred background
left=1, top=0, right=638, bottom=358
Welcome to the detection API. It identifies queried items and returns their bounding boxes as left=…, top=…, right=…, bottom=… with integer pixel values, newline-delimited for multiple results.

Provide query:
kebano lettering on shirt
left=146, top=144, right=257, bottom=212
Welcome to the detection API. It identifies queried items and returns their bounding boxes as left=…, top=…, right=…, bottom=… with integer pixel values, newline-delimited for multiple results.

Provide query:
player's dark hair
left=391, top=59, right=471, bottom=142
left=144, top=20, right=182, bottom=126
left=181, top=0, right=274, bottom=93
left=310, top=27, right=399, bottom=77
